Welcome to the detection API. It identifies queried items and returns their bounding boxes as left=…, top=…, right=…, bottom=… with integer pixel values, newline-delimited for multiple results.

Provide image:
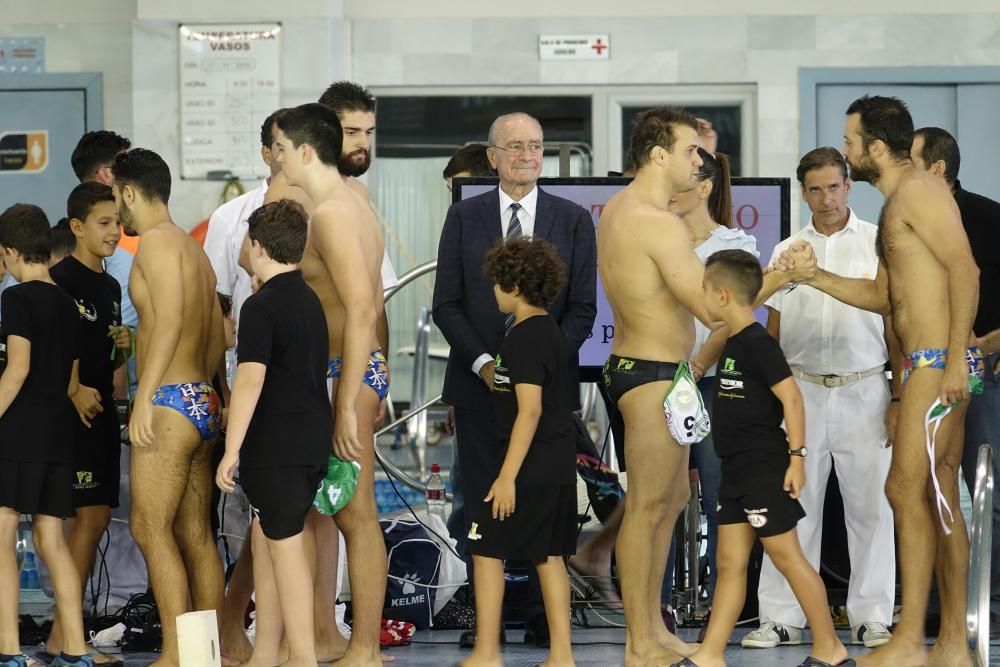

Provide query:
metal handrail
left=384, top=260, right=437, bottom=303
left=378, top=261, right=442, bottom=495
left=407, top=307, right=432, bottom=479
left=375, top=394, right=445, bottom=495
left=967, top=443, right=994, bottom=667
left=379, top=260, right=439, bottom=428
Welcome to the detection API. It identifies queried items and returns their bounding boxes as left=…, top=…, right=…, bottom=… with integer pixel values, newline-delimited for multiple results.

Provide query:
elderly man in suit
left=433, top=112, right=597, bottom=646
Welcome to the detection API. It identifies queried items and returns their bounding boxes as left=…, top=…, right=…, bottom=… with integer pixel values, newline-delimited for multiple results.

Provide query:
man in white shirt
left=203, top=113, right=279, bottom=333
left=742, top=147, right=897, bottom=651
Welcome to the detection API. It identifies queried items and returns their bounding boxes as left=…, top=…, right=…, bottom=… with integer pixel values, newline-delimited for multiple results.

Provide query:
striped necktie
left=506, top=202, right=522, bottom=240
left=504, top=202, right=523, bottom=335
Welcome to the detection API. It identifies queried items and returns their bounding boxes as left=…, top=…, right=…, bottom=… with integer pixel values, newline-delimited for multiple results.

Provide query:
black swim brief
left=603, top=354, right=680, bottom=407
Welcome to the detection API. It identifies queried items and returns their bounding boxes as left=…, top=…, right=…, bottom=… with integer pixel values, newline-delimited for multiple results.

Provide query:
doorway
left=800, top=67, right=1000, bottom=223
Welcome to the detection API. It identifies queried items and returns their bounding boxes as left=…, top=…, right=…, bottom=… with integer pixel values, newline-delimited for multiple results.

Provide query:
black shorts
left=241, top=464, right=327, bottom=540
left=0, top=459, right=75, bottom=518
left=72, top=410, right=122, bottom=509
left=717, top=454, right=805, bottom=538
left=467, top=482, right=577, bottom=563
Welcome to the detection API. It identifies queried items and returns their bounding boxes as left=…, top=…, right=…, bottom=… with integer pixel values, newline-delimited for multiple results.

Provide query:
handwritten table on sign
left=179, top=23, right=281, bottom=180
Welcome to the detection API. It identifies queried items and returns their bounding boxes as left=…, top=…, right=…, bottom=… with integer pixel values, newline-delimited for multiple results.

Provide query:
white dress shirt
left=765, top=209, right=887, bottom=375
left=498, top=186, right=538, bottom=239
left=203, top=181, right=269, bottom=333
left=471, top=186, right=540, bottom=375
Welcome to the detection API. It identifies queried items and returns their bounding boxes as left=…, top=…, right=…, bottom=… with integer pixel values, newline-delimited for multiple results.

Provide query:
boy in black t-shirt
left=673, top=250, right=850, bottom=667
left=0, top=204, right=96, bottom=667
left=216, top=200, right=330, bottom=667
left=465, top=237, right=577, bottom=667
left=47, top=183, right=132, bottom=662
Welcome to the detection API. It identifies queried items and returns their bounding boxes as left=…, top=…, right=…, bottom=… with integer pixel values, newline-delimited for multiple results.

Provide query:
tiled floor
left=21, top=626, right=1000, bottom=666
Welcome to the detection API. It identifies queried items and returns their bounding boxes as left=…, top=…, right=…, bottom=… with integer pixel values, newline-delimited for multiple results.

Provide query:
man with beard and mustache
left=266, top=82, right=397, bottom=361
left=316, top=81, right=398, bottom=390
left=789, top=96, right=980, bottom=667
left=112, top=148, right=227, bottom=667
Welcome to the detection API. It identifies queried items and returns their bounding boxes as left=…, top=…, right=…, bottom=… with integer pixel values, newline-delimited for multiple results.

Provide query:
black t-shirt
left=50, top=256, right=122, bottom=404
left=713, top=322, right=792, bottom=459
left=954, top=182, right=1000, bottom=335
left=491, top=315, right=576, bottom=485
left=236, top=271, right=331, bottom=469
left=0, top=281, right=79, bottom=463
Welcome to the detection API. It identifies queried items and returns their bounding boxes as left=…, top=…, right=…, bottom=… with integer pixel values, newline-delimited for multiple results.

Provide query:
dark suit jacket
left=432, top=186, right=597, bottom=411
left=954, top=181, right=1000, bottom=336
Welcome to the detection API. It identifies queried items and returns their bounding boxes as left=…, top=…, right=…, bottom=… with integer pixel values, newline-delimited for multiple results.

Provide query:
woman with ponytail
left=663, top=148, right=758, bottom=607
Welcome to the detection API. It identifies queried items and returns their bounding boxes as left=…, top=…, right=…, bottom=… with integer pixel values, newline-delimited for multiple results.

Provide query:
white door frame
left=605, top=84, right=757, bottom=174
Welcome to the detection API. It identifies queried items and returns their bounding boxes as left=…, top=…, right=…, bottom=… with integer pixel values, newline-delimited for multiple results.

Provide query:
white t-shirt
left=765, top=209, right=887, bottom=375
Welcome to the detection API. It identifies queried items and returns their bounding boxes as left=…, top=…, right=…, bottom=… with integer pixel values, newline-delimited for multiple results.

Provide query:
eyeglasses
left=491, top=142, right=544, bottom=155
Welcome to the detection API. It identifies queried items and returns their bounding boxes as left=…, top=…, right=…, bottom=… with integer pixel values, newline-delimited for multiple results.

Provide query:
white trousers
left=758, top=373, right=895, bottom=627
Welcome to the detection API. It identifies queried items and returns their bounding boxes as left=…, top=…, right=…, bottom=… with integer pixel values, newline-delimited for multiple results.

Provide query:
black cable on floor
left=376, top=453, right=465, bottom=562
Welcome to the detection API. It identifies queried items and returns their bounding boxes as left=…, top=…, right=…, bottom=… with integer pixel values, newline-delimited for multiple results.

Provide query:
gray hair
left=487, top=112, right=543, bottom=146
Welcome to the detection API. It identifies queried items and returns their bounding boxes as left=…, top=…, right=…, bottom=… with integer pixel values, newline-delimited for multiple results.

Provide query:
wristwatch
left=788, top=447, right=808, bottom=458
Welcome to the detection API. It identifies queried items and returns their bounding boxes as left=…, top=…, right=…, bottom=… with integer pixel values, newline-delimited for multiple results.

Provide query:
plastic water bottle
left=19, top=551, right=40, bottom=591
left=225, top=348, right=237, bottom=389
left=19, top=524, right=49, bottom=603
left=425, top=463, right=447, bottom=522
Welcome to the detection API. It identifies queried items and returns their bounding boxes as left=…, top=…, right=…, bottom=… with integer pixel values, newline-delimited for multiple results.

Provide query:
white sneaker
left=740, top=621, right=803, bottom=648
left=852, top=621, right=892, bottom=647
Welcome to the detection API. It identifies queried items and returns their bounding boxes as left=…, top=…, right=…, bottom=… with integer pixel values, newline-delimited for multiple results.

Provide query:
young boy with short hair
left=215, top=198, right=330, bottom=667
left=0, top=204, right=96, bottom=667
left=45, top=182, right=131, bottom=665
left=464, top=237, right=577, bottom=667
left=673, top=249, right=851, bottom=667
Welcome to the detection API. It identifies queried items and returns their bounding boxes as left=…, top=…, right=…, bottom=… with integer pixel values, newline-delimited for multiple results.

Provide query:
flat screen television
left=453, top=177, right=791, bottom=382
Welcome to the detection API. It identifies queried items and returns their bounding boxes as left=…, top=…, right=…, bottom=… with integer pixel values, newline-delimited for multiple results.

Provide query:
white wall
left=130, top=1, right=350, bottom=229
left=350, top=10, right=1000, bottom=229
left=2, top=0, right=349, bottom=229
left=0, top=0, right=134, bottom=137
left=342, top=0, right=1000, bottom=18
left=5, top=2, right=1000, bottom=228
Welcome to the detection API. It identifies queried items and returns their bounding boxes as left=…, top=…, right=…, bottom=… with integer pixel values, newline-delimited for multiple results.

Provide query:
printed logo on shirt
left=718, top=359, right=745, bottom=399
left=492, top=355, right=512, bottom=392
left=75, top=299, right=98, bottom=322
left=112, top=301, right=120, bottom=317
left=722, top=357, right=738, bottom=374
